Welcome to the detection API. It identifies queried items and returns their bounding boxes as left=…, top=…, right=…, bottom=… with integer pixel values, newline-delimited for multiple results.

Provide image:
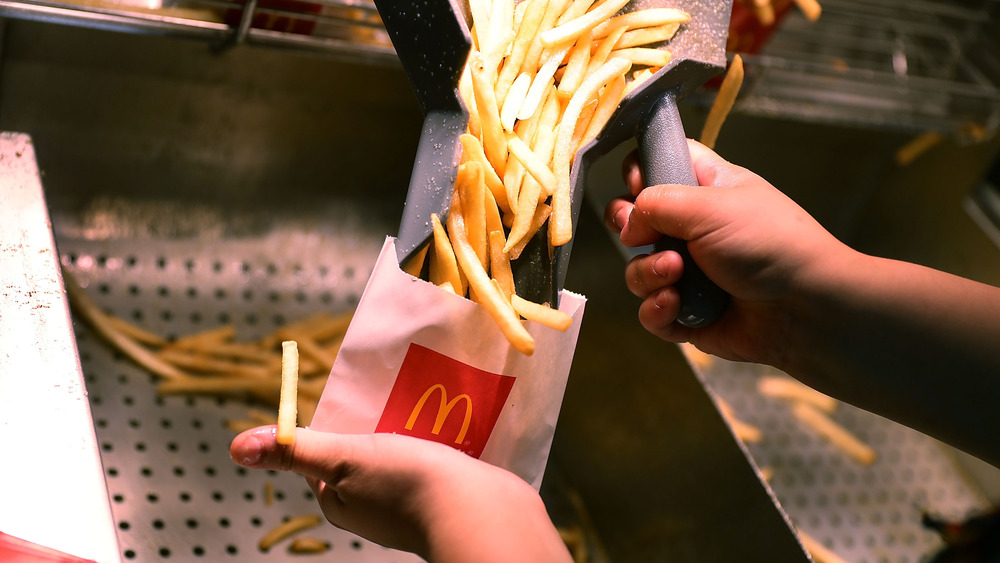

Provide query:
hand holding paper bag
left=230, top=426, right=572, bottom=562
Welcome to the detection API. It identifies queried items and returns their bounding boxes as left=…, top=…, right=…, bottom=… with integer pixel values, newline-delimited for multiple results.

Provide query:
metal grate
left=738, top=0, right=1000, bottom=137
left=59, top=234, right=422, bottom=562
left=700, top=358, right=991, bottom=563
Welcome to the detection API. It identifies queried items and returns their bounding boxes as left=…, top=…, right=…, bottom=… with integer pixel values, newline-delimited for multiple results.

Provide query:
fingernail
left=234, top=433, right=264, bottom=466
left=652, top=254, right=670, bottom=278
left=613, top=207, right=629, bottom=231
left=654, top=289, right=669, bottom=310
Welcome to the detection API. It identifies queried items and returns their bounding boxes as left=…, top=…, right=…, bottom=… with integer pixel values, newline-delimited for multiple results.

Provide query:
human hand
left=604, top=139, right=852, bottom=367
left=230, top=427, right=571, bottom=562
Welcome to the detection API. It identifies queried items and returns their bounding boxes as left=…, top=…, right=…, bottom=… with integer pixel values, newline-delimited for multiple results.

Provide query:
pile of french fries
left=63, top=267, right=349, bottom=429
left=404, top=0, right=693, bottom=355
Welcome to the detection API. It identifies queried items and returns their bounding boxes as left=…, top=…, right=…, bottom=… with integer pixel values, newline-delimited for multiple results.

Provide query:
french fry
left=792, top=402, right=876, bottom=465
left=500, top=72, right=533, bottom=132
left=756, top=375, right=837, bottom=413
left=289, top=537, right=331, bottom=554
left=551, top=57, right=631, bottom=246
left=753, top=0, right=775, bottom=25
left=157, top=377, right=279, bottom=399
left=717, top=397, right=763, bottom=444
left=798, top=530, right=849, bottom=563
left=614, top=23, right=681, bottom=50
left=539, top=0, right=631, bottom=48
left=519, top=0, right=574, bottom=77
left=459, top=134, right=509, bottom=214
left=506, top=132, right=558, bottom=196
left=470, top=51, right=509, bottom=176
left=306, top=311, right=354, bottom=343
left=508, top=203, right=552, bottom=260
left=458, top=162, right=489, bottom=271
left=680, top=342, right=714, bottom=371
left=258, top=514, right=323, bottom=552
left=592, top=7, right=690, bottom=37
left=793, top=0, right=822, bottom=22
left=557, top=29, right=594, bottom=99
left=580, top=74, right=626, bottom=148
left=62, top=268, right=189, bottom=382
left=496, top=0, right=547, bottom=100
left=557, top=0, right=597, bottom=24
left=156, top=348, right=272, bottom=379
left=624, top=67, right=655, bottom=95
left=103, top=314, right=168, bottom=348
left=609, top=47, right=672, bottom=68
left=895, top=131, right=943, bottom=166
left=447, top=189, right=535, bottom=355
left=276, top=340, right=299, bottom=446
left=587, top=26, right=628, bottom=77
left=700, top=54, right=744, bottom=149
left=519, top=46, right=568, bottom=121
left=429, top=213, right=466, bottom=295
left=459, top=64, right=482, bottom=139
left=489, top=230, right=515, bottom=299
left=401, top=244, right=429, bottom=277
left=511, top=294, right=573, bottom=331
left=264, top=481, right=275, bottom=506
left=169, top=325, right=237, bottom=350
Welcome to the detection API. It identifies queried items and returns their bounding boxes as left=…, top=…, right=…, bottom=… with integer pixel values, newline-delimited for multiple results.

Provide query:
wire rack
left=2, top=0, right=999, bottom=136
left=0, top=0, right=396, bottom=64
left=736, top=0, right=1000, bottom=139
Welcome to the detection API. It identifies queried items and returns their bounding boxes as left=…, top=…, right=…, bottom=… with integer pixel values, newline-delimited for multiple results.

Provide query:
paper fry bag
left=310, top=237, right=586, bottom=489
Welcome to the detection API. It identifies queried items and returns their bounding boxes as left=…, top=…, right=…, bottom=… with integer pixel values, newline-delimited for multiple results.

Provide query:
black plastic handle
left=637, top=92, right=729, bottom=328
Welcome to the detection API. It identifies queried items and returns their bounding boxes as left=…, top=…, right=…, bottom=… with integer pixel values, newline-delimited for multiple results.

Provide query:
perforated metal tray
left=58, top=217, right=423, bottom=561
left=700, top=358, right=992, bottom=563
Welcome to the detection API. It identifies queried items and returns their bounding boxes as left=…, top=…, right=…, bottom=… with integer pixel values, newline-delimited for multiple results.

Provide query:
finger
left=230, top=425, right=366, bottom=486
left=620, top=184, right=723, bottom=246
left=603, top=197, right=634, bottom=234
left=624, top=250, right=684, bottom=299
left=621, top=149, right=643, bottom=197
left=687, top=138, right=749, bottom=189
left=637, top=287, right=694, bottom=343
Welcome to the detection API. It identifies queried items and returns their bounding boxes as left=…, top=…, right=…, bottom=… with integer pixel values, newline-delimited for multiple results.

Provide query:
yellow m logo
left=404, top=384, right=473, bottom=444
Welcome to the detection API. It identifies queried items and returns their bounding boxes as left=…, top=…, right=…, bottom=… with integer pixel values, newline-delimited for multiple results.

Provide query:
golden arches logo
left=404, top=384, right=473, bottom=444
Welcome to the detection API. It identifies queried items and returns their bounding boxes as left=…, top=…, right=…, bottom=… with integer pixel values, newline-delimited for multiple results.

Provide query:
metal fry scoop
left=381, top=0, right=732, bottom=321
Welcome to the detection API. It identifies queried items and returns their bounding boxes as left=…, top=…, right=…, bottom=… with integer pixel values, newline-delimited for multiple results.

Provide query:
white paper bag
left=310, top=237, right=586, bottom=489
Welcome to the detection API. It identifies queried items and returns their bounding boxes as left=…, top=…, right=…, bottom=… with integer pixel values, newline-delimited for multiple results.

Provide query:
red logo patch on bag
left=375, top=343, right=516, bottom=458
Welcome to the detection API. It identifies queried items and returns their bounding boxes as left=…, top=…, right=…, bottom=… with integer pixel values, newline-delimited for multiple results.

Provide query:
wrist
left=777, top=241, right=868, bottom=380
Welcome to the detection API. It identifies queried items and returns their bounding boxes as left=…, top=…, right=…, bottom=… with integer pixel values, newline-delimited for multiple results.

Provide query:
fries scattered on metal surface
left=62, top=268, right=350, bottom=430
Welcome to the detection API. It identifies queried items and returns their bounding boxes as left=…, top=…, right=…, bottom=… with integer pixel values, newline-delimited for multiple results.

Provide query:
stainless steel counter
left=0, top=132, right=121, bottom=563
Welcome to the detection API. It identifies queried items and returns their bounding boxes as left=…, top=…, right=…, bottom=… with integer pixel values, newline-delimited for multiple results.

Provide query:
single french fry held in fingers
left=276, top=340, right=300, bottom=446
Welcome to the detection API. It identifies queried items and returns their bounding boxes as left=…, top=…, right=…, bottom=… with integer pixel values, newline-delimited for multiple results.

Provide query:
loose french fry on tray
left=404, top=1, right=690, bottom=354
left=258, top=514, right=323, bottom=552
left=793, top=402, right=876, bottom=465
left=756, top=374, right=838, bottom=413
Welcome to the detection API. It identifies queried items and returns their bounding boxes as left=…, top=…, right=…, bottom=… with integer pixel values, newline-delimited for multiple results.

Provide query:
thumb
left=230, top=425, right=371, bottom=485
